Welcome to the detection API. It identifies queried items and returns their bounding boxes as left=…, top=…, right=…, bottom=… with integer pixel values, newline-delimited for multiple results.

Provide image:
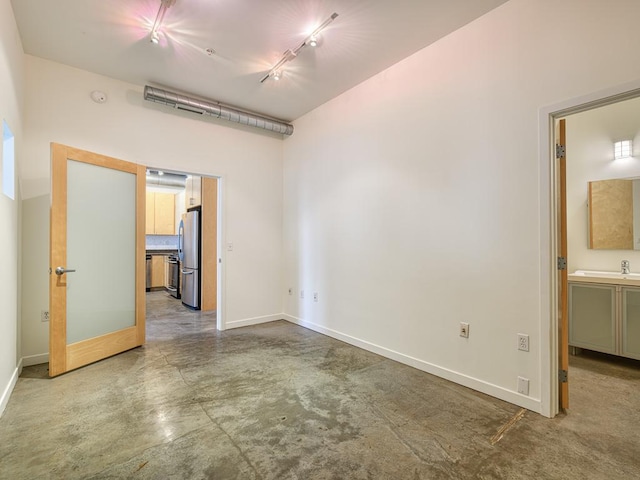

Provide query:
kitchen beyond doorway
left=145, top=168, right=220, bottom=323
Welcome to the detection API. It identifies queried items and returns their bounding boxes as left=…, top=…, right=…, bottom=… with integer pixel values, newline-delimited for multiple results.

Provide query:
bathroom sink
left=572, top=270, right=640, bottom=279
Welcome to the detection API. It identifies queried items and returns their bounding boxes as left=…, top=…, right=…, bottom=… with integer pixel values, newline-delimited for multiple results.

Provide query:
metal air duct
left=144, top=85, right=294, bottom=136
left=146, top=171, right=186, bottom=189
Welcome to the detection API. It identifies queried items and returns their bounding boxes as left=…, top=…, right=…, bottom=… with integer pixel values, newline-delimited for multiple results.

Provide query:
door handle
left=55, top=266, right=76, bottom=276
left=181, top=270, right=193, bottom=275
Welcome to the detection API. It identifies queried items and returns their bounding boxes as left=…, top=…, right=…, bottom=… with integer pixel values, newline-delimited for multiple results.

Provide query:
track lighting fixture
left=260, top=12, right=338, bottom=83
left=150, top=0, right=176, bottom=44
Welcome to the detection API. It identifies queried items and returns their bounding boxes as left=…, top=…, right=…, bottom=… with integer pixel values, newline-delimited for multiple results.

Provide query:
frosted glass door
left=49, top=144, right=145, bottom=377
left=66, top=160, right=136, bottom=343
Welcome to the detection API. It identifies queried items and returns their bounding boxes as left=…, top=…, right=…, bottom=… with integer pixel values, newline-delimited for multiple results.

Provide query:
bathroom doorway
left=550, top=87, right=640, bottom=415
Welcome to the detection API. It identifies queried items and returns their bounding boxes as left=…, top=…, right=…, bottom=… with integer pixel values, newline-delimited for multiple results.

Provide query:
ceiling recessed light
left=205, top=47, right=215, bottom=56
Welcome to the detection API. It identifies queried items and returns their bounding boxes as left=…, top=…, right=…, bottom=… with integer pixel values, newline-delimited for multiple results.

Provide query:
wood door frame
left=557, top=119, right=569, bottom=410
left=201, top=176, right=218, bottom=312
left=49, top=143, right=146, bottom=376
left=540, top=81, right=640, bottom=417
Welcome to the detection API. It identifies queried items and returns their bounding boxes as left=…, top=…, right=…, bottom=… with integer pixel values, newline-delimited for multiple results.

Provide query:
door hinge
left=559, top=369, right=568, bottom=383
left=556, top=144, right=566, bottom=159
left=557, top=257, right=567, bottom=270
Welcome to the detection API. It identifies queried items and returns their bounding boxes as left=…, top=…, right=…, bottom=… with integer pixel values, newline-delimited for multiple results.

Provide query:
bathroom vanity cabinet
left=568, top=277, right=640, bottom=360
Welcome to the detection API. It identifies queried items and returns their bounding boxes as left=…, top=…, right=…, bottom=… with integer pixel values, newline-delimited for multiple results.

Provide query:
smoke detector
left=90, top=90, right=108, bottom=104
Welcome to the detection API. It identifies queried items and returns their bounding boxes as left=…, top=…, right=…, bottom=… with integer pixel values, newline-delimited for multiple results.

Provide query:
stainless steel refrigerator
left=178, top=209, right=200, bottom=309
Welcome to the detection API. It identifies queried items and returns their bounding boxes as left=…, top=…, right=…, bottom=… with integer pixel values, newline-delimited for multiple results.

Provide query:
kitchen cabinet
left=185, top=175, right=202, bottom=209
left=150, top=255, right=166, bottom=288
left=569, top=283, right=616, bottom=354
left=146, top=191, right=175, bottom=235
left=569, top=281, right=640, bottom=360
left=622, top=288, right=640, bottom=360
left=145, top=192, right=155, bottom=234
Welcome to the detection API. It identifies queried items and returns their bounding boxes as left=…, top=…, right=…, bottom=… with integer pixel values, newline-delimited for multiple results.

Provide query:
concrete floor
left=1, top=292, right=639, bottom=479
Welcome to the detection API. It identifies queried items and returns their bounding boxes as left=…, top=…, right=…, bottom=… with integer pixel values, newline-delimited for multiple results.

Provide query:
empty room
left=1, top=0, right=640, bottom=478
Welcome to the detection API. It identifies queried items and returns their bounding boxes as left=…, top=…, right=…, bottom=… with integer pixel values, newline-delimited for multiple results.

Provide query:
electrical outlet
left=313, top=292, right=319, bottom=302
left=517, top=376, right=530, bottom=395
left=459, top=322, right=469, bottom=338
left=517, top=334, right=529, bottom=352
left=41, top=310, right=50, bottom=322
left=300, top=290, right=304, bottom=299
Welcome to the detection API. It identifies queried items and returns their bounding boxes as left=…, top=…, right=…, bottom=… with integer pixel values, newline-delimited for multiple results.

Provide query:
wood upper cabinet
left=146, top=191, right=175, bottom=235
left=154, top=193, right=175, bottom=234
left=145, top=192, right=155, bottom=234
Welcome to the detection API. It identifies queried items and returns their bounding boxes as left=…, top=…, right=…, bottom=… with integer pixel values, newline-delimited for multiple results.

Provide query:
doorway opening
left=547, top=84, right=640, bottom=417
left=145, top=168, right=223, bottom=332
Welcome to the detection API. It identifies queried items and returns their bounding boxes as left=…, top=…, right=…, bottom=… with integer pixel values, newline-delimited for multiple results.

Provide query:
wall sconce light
left=260, top=12, right=338, bottom=83
left=614, top=140, right=633, bottom=160
left=150, top=0, right=176, bottom=44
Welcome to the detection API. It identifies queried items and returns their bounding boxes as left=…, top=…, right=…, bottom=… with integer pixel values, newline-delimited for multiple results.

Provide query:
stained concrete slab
left=1, top=291, right=639, bottom=479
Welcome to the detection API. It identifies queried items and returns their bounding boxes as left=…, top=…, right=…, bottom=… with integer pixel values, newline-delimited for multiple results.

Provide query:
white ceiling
left=11, top=0, right=508, bottom=122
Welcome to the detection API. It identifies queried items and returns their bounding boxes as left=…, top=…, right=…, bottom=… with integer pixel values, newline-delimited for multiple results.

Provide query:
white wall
left=566, top=97, right=640, bottom=272
left=282, top=0, right=640, bottom=416
left=0, top=0, right=24, bottom=415
left=20, top=55, right=284, bottom=360
left=20, top=194, right=49, bottom=364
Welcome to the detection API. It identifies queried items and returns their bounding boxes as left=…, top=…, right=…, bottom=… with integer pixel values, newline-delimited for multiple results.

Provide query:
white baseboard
left=225, top=313, right=285, bottom=330
left=283, top=314, right=542, bottom=414
left=22, top=353, right=49, bottom=367
left=0, top=358, right=22, bottom=417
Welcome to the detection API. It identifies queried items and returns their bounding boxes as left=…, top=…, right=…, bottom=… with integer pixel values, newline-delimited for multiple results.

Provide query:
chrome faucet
left=622, top=260, right=630, bottom=274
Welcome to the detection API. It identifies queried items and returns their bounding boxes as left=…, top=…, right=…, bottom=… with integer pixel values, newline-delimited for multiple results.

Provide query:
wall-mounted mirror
left=588, top=178, right=640, bottom=250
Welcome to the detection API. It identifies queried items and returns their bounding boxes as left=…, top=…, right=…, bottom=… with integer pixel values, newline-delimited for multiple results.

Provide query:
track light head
left=149, top=0, right=176, bottom=45
left=260, top=12, right=338, bottom=84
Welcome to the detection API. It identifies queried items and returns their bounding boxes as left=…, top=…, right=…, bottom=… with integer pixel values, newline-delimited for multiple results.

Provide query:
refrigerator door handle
left=178, top=219, right=184, bottom=262
left=182, top=269, right=194, bottom=275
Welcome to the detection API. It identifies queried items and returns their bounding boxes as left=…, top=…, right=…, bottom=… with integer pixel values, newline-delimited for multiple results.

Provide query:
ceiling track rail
left=143, top=85, right=294, bottom=136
